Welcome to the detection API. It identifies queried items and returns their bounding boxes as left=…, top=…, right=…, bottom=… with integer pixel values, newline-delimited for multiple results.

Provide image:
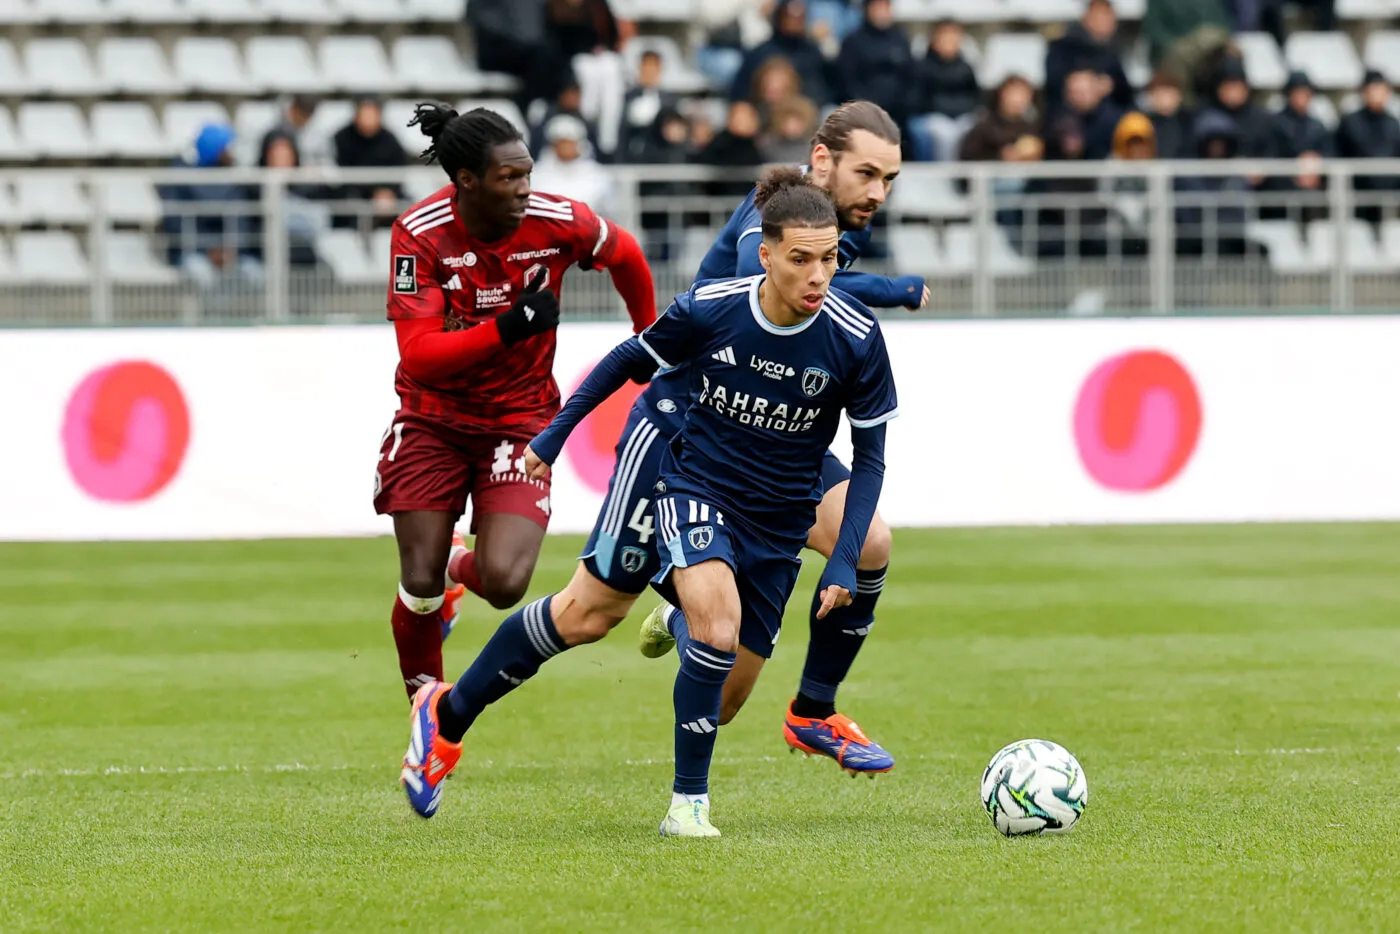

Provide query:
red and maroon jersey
left=386, top=185, right=620, bottom=436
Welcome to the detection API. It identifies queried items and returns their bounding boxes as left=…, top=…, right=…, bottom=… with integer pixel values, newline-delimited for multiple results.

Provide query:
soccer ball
left=980, top=739, right=1087, bottom=837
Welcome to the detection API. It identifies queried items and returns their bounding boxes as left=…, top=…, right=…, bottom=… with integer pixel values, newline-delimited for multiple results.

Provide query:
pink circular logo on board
left=62, top=361, right=191, bottom=503
left=563, top=364, right=645, bottom=494
left=1073, top=350, right=1201, bottom=492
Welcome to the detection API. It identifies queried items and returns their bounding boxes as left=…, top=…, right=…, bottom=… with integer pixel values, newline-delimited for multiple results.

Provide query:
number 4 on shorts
left=628, top=498, right=654, bottom=544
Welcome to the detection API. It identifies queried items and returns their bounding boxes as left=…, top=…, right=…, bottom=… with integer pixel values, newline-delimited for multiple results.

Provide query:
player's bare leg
left=447, top=512, right=546, bottom=610
left=391, top=511, right=456, bottom=699
left=786, top=481, right=896, bottom=773
left=719, top=648, right=767, bottom=725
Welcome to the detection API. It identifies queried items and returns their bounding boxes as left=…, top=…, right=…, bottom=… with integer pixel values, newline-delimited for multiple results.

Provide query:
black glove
left=495, top=272, right=560, bottom=346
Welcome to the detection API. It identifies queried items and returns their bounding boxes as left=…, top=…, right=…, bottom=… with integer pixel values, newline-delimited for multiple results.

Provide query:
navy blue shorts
left=650, top=492, right=803, bottom=659
left=580, top=407, right=671, bottom=595
left=819, top=450, right=851, bottom=492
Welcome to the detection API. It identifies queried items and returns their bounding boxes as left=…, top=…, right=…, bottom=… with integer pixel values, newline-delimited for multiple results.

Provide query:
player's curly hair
left=408, top=102, right=522, bottom=181
left=755, top=166, right=837, bottom=240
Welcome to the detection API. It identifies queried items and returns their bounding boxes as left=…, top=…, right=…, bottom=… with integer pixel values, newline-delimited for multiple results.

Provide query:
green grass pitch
left=3, top=524, right=1399, bottom=932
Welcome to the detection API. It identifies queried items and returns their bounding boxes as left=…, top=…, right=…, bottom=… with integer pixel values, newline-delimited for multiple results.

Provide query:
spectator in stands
left=960, top=75, right=1042, bottom=163
left=530, top=114, right=614, bottom=216
left=751, top=56, right=806, bottom=120
left=1112, top=112, right=1157, bottom=161
left=1144, top=69, right=1194, bottom=160
left=1338, top=71, right=1400, bottom=223
left=837, top=0, right=916, bottom=132
left=1045, top=0, right=1133, bottom=119
left=160, top=123, right=260, bottom=285
left=1062, top=63, right=1125, bottom=160
left=1103, top=112, right=1156, bottom=256
left=761, top=95, right=820, bottom=163
left=629, top=106, right=693, bottom=164
left=627, top=106, right=697, bottom=259
left=1210, top=57, right=1275, bottom=166
left=696, top=0, right=771, bottom=89
left=1270, top=71, right=1332, bottom=203
left=332, top=97, right=407, bottom=230
left=529, top=80, right=601, bottom=160
left=547, top=0, right=629, bottom=159
left=909, top=20, right=980, bottom=162
left=702, top=101, right=765, bottom=201
left=731, top=0, right=833, bottom=107
left=1028, top=114, right=1108, bottom=258
left=258, top=131, right=327, bottom=269
left=1143, top=0, right=1229, bottom=68
left=468, top=0, right=562, bottom=109
left=620, top=51, right=679, bottom=163
left=1176, top=110, right=1254, bottom=256
left=262, top=95, right=331, bottom=168
left=809, top=0, right=863, bottom=50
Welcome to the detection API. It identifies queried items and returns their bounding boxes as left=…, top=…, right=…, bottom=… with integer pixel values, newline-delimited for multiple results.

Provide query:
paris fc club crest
left=801, top=367, right=830, bottom=397
left=621, top=546, right=647, bottom=574
left=688, top=526, right=714, bottom=551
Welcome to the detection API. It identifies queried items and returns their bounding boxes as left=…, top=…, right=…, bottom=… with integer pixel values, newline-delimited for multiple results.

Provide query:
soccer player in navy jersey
left=401, top=168, right=896, bottom=837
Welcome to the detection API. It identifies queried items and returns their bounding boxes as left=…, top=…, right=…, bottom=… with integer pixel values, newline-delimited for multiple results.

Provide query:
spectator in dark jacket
left=1144, top=69, right=1194, bottom=159
left=909, top=19, right=980, bottom=161
left=160, top=122, right=259, bottom=283
left=1144, top=0, right=1230, bottom=67
left=1264, top=71, right=1330, bottom=218
left=529, top=80, right=601, bottom=159
left=1062, top=63, right=1124, bottom=160
left=620, top=50, right=680, bottom=162
left=1338, top=70, right=1400, bottom=222
left=837, top=0, right=916, bottom=127
left=1176, top=109, right=1253, bottom=256
left=332, top=97, right=407, bottom=230
left=731, top=0, right=833, bottom=106
left=1027, top=114, right=1109, bottom=258
left=1045, top=0, right=1133, bottom=118
left=960, top=75, right=1043, bottom=163
left=1212, top=56, right=1275, bottom=165
left=467, top=0, right=563, bottom=107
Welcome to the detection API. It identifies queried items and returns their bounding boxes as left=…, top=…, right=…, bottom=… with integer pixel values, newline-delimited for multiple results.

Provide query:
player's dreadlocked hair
left=408, top=102, right=522, bottom=181
left=811, top=100, right=901, bottom=156
left=755, top=166, right=837, bottom=241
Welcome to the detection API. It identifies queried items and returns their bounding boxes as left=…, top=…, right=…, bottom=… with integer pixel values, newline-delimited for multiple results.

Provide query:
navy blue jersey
left=637, top=275, right=898, bottom=543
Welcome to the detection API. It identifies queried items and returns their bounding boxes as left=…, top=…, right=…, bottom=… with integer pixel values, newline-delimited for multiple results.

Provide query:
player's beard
left=836, top=200, right=878, bottom=231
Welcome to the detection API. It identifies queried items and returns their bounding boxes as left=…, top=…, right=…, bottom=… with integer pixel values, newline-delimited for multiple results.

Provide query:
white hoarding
left=3, top=317, right=1399, bottom=541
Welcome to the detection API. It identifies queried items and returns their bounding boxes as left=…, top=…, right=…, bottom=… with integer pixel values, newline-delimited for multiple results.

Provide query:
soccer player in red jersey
left=375, top=103, right=657, bottom=699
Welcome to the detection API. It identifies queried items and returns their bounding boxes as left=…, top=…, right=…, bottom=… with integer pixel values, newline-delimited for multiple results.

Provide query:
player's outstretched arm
left=817, top=423, right=888, bottom=618
left=526, top=337, right=659, bottom=470
left=393, top=276, right=559, bottom=383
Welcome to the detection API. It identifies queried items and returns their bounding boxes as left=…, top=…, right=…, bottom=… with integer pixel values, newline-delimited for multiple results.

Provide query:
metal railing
left=4, top=159, right=1400, bottom=326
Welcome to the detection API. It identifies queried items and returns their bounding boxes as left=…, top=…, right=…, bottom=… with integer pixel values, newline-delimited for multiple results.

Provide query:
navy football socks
left=668, top=608, right=736, bottom=795
left=795, top=564, right=887, bottom=720
left=436, top=595, right=563, bottom=743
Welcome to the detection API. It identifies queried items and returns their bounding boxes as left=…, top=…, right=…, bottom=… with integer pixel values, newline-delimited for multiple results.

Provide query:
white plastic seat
left=98, top=38, right=181, bottom=96
left=893, top=172, right=970, bottom=219
left=1286, top=32, right=1363, bottom=91
left=316, top=228, right=380, bottom=283
left=393, top=36, right=481, bottom=94
left=258, top=0, right=342, bottom=23
left=1234, top=32, right=1288, bottom=91
left=98, top=177, right=164, bottom=225
left=109, top=0, right=195, bottom=22
left=383, top=100, right=429, bottom=156
left=611, top=0, right=696, bottom=18
left=0, top=0, right=36, bottom=25
left=246, top=36, right=326, bottom=94
left=1245, top=219, right=1314, bottom=272
left=1380, top=219, right=1400, bottom=262
left=403, top=0, right=465, bottom=21
left=1363, top=31, right=1400, bottom=86
left=174, top=37, right=259, bottom=95
left=186, top=0, right=268, bottom=22
left=0, top=183, right=15, bottom=225
left=0, top=236, right=11, bottom=279
left=164, top=101, right=232, bottom=154
left=0, top=40, right=25, bottom=96
left=456, top=99, right=527, bottom=135
left=105, top=232, right=180, bottom=285
left=370, top=226, right=393, bottom=266
left=1337, top=0, right=1397, bottom=18
left=930, top=0, right=1012, bottom=24
left=621, top=35, right=708, bottom=94
left=980, top=33, right=1047, bottom=89
left=1003, top=0, right=1079, bottom=21
left=306, top=99, right=356, bottom=151
left=15, top=231, right=89, bottom=284
left=0, top=106, right=30, bottom=161
left=15, top=174, right=90, bottom=225
left=320, top=35, right=400, bottom=95
left=18, top=104, right=95, bottom=160
left=1307, top=219, right=1388, bottom=272
left=1110, top=0, right=1146, bottom=17
left=889, top=225, right=941, bottom=275
left=233, top=99, right=282, bottom=164
left=33, top=0, right=116, bottom=23
left=940, top=225, right=1033, bottom=275
left=24, top=38, right=104, bottom=97
left=92, top=103, right=172, bottom=160
left=335, top=0, right=411, bottom=21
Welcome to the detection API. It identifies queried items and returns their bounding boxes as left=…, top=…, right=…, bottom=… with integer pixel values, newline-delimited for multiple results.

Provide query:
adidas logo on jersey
left=711, top=346, right=737, bottom=365
left=443, top=274, right=463, bottom=290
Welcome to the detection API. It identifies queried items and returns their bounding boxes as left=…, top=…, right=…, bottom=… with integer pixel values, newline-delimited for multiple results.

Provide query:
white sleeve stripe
left=402, top=197, right=451, bottom=225
left=405, top=214, right=454, bottom=238
left=736, top=225, right=763, bottom=242
left=594, top=217, right=610, bottom=255
left=826, top=310, right=870, bottom=340
left=826, top=291, right=874, bottom=328
left=404, top=205, right=453, bottom=233
left=848, top=407, right=899, bottom=429
left=637, top=333, right=673, bottom=369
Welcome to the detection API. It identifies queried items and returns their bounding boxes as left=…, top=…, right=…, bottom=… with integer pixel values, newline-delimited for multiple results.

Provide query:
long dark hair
left=408, top=102, right=522, bottom=180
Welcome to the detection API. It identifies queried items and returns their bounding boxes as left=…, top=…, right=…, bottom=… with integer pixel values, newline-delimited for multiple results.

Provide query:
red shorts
left=372, top=412, right=552, bottom=530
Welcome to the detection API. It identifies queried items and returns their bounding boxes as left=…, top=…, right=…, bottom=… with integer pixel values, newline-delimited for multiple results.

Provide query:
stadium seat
left=892, top=171, right=970, bottom=218
left=92, top=103, right=172, bottom=160
left=930, top=0, right=1013, bottom=24
left=1003, top=0, right=1080, bottom=22
left=98, top=38, right=181, bottom=96
left=1307, top=219, right=1387, bottom=272
left=1286, top=33, right=1363, bottom=91
left=1337, top=0, right=1397, bottom=18
left=320, top=36, right=401, bottom=95
left=0, top=106, right=31, bottom=161
left=336, top=0, right=412, bottom=21
left=246, top=36, right=325, bottom=95
left=259, top=0, right=343, bottom=23
left=941, top=224, right=1034, bottom=275
left=0, top=183, right=15, bottom=225
left=0, top=0, right=35, bottom=25
left=384, top=100, right=429, bottom=156
left=186, top=0, right=269, bottom=23
left=15, top=231, right=89, bottom=283
left=105, top=231, right=181, bottom=285
left=24, top=39, right=104, bottom=97
left=370, top=226, right=393, bottom=266
left=233, top=99, right=282, bottom=163
left=108, top=0, right=195, bottom=22
left=610, top=0, right=696, bottom=19
left=1110, top=0, right=1146, bottom=17
left=1363, top=31, right=1400, bottom=86
left=392, top=36, right=482, bottom=94
left=889, top=225, right=941, bottom=275
left=98, top=177, right=164, bottom=225
left=456, top=99, right=528, bottom=135
left=164, top=101, right=232, bottom=153
left=622, top=36, right=709, bottom=94
left=1233, top=32, right=1288, bottom=91
left=1245, top=219, right=1312, bottom=272
left=305, top=99, right=355, bottom=150
left=0, top=236, right=11, bottom=279
left=403, top=0, right=466, bottom=21
left=15, top=174, right=90, bottom=225
left=0, top=40, right=25, bottom=96
left=316, top=229, right=379, bottom=283
left=32, top=0, right=116, bottom=23
left=980, top=33, right=1047, bottom=88
left=18, top=103, right=95, bottom=160
left=174, top=37, right=259, bottom=95
left=1379, top=219, right=1400, bottom=262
